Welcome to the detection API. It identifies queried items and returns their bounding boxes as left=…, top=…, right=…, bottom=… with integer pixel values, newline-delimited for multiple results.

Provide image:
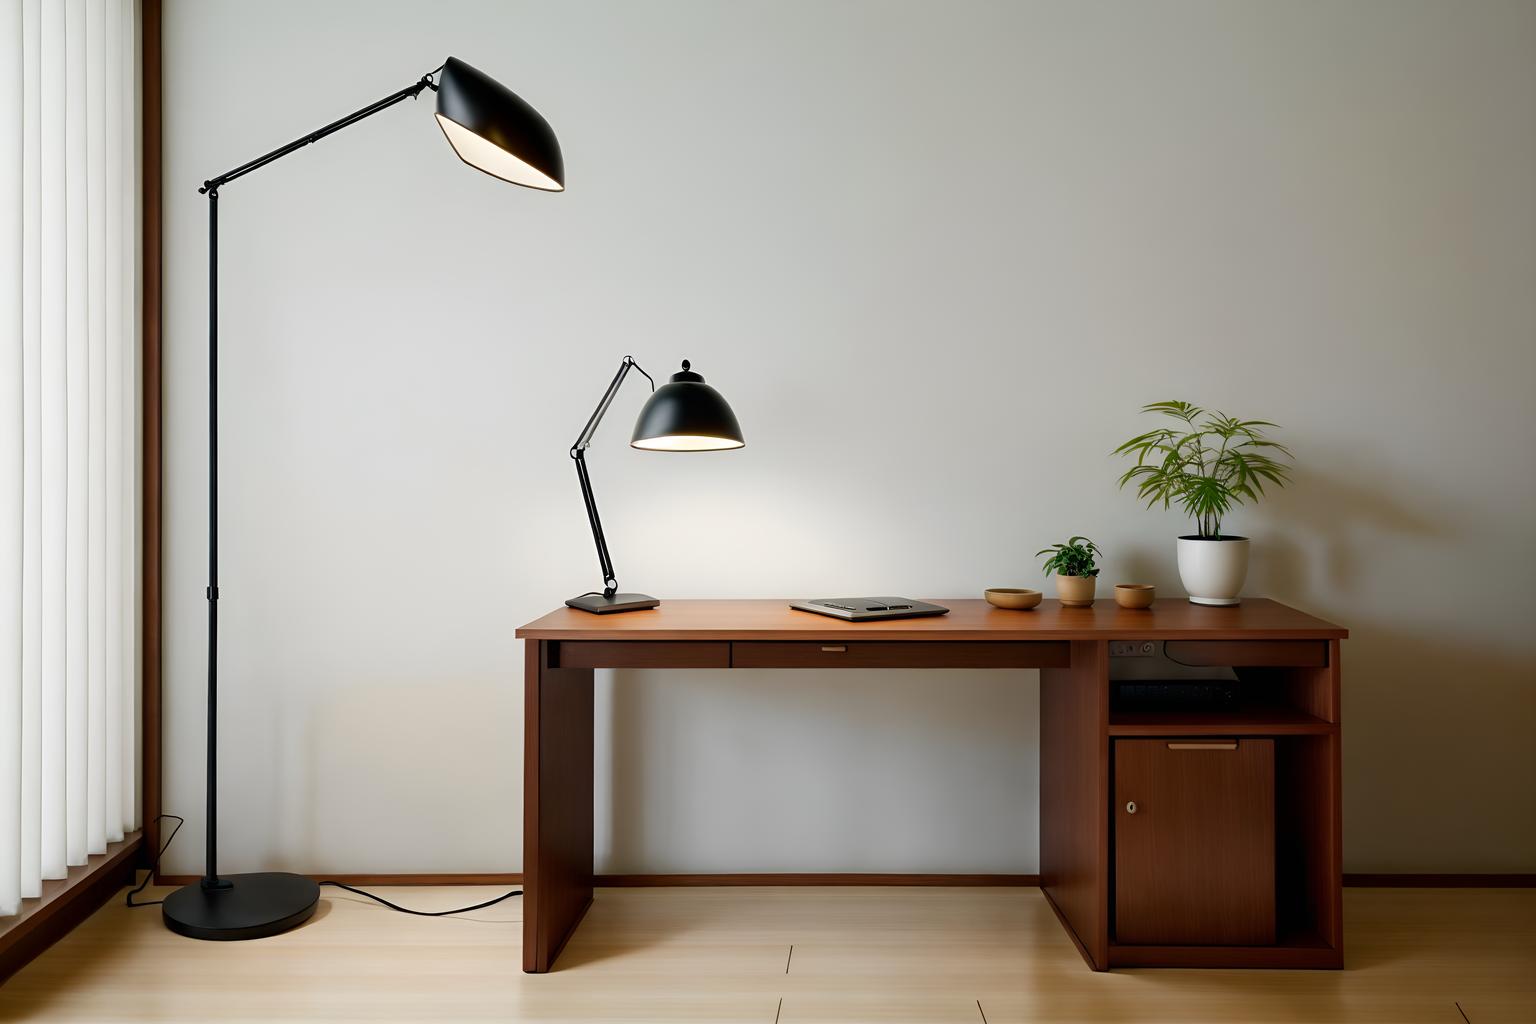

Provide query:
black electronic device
left=1111, top=680, right=1240, bottom=713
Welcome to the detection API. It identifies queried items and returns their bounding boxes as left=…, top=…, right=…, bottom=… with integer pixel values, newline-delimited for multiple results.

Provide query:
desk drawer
left=552, top=641, right=730, bottom=669
left=732, top=641, right=1069, bottom=669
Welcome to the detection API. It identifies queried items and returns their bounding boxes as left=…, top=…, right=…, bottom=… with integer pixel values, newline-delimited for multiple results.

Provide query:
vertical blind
left=1, top=0, right=141, bottom=918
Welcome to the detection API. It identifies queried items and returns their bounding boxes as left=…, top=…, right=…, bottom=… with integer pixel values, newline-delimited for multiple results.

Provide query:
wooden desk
left=516, top=598, right=1347, bottom=972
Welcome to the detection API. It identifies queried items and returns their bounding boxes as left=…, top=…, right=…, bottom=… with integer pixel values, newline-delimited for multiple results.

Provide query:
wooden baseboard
left=1344, top=873, right=1536, bottom=887
left=1, top=831, right=144, bottom=985
left=597, top=873, right=1042, bottom=886
left=154, top=873, right=525, bottom=887
left=143, top=871, right=1534, bottom=891
left=155, top=872, right=1039, bottom=888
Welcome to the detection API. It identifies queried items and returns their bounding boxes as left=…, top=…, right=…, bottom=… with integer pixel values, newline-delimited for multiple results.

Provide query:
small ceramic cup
left=985, top=588, right=1042, bottom=610
left=1114, top=583, right=1156, bottom=609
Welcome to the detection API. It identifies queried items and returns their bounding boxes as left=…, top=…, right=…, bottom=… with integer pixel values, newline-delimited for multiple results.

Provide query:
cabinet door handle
left=821, top=645, right=847, bottom=653
left=1125, top=801, right=1138, bottom=814
left=1167, top=740, right=1238, bottom=750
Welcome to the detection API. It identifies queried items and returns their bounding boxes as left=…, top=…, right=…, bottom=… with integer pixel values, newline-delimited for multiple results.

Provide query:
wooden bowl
left=1114, top=583, right=1156, bottom=609
left=985, top=588, right=1042, bottom=610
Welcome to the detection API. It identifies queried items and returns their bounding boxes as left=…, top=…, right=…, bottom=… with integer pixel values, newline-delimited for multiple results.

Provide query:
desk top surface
left=517, top=598, right=1347, bottom=641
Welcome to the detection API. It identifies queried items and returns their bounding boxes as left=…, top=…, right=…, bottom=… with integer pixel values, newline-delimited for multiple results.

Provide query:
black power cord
left=125, top=814, right=186, bottom=907
left=318, top=881, right=521, bottom=916
left=124, top=812, right=522, bottom=917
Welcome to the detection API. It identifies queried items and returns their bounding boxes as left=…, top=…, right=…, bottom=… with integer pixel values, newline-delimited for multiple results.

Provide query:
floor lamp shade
left=631, top=362, right=746, bottom=452
left=435, top=57, right=564, bottom=191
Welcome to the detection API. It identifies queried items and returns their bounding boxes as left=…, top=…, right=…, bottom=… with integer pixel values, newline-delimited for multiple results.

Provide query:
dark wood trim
left=140, top=0, right=163, bottom=880
left=145, top=871, right=1535, bottom=889
left=1344, top=874, right=1536, bottom=888
left=0, top=833, right=143, bottom=985
left=595, top=873, right=1042, bottom=887
left=156, top=873, right=525, bottom=887
left=1108, top=941, right=1341, bottom=970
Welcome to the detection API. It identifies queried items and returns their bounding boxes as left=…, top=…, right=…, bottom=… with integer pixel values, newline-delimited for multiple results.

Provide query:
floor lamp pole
left=205, top=187, right=224, bottom=890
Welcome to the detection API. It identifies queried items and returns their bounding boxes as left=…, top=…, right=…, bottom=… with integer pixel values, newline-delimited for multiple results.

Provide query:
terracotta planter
left=1176, top=535, right=1250, bottom=606
left=1055, top=574, right=1097, bottom=607
left=985, top=588, right=1042, bottom=610
left=1114, top=583, right=1156, bottom=609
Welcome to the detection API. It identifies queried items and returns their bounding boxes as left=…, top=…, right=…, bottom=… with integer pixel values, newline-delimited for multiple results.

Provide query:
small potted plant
left=1037, top=536, right=1101, bottom=607
left=1113, top=401, right=1292, bottom=606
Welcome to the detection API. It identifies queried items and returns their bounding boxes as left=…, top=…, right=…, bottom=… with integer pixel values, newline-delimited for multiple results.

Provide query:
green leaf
left=1112, top=400, right=1292, bottom=529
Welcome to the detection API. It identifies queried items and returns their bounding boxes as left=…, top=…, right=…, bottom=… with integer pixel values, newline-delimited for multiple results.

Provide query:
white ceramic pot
left=1176, top=536, right=1250, bottom=606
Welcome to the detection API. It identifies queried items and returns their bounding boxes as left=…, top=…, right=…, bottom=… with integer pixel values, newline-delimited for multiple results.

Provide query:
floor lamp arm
left=199, top=68, right=442, bottom=195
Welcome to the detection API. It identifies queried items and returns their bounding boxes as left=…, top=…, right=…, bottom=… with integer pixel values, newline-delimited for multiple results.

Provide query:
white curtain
left=1, top=0, right=140, bottom=919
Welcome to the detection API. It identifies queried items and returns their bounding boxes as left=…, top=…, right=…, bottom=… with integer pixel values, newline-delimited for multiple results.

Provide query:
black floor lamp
left=161, top=58, right=564, bottom=942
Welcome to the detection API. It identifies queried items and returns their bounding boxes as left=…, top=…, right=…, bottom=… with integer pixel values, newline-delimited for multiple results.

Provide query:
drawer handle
left=1125, top=801, right=1138, bottom=814
left=1167, top=740, right=1238, bottom=750
left=820, top=645, right=848, bottom=653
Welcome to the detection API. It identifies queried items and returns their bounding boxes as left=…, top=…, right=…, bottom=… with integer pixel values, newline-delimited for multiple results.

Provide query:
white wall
left=161, top=0, right=1536, bottom=876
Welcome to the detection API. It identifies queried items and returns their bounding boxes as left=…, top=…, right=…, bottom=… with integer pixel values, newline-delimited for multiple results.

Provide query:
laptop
left=789, top=598, right=950, bottom=622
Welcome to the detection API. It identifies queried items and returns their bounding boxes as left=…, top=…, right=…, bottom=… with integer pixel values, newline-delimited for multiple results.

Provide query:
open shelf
left=1109, top=707, right=1335, bottom=736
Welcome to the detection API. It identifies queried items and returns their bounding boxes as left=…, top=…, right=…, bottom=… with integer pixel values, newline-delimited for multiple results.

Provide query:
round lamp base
left=162, top=872, right=320, bottom=941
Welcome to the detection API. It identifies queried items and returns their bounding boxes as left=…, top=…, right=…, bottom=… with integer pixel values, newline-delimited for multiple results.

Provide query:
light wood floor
left=2, top=885, right=1533, bottom=1022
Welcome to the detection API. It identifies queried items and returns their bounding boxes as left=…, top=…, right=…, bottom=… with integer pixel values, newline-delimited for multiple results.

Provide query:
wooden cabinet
left=1113, top=738, right=1276, bottom=946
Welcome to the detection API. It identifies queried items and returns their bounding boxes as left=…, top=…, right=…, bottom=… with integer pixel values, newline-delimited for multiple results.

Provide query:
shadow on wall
left=1334, top=626, right=1533, bottom=871
left=1098, top=461, right=1451, bottom=597
left=1262, top=463, right=1448, bottom=595
left=1262, top=465, right=1535, bottom=871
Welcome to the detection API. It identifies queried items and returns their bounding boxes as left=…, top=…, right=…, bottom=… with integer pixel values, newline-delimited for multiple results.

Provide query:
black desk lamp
left=567, top=357, right=744, bottom=613
left=162, top=58, right=563, bottom=943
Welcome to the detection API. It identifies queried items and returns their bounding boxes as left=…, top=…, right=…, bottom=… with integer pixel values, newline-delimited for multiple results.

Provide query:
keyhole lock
left=1125, top=801, right=1138, bottom=814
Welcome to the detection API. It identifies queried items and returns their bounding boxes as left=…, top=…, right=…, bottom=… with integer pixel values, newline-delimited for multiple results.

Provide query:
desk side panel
left=1040, top=639, right=1109, bottom=969
left=523, top=640, right=594, bottom=972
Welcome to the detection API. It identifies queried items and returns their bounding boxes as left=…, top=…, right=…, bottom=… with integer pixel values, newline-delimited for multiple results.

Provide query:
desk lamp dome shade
left=435, top=56, right=564, bottom=191
left=631, top=361, right=745, bottom=452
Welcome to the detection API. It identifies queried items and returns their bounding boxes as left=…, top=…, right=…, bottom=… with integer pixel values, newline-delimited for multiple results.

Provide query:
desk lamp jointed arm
left=571, top=356, right=654, bottom=597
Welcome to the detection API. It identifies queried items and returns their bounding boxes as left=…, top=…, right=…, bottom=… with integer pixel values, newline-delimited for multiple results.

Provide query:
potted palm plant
left=1112, top=401, right=1292, bottom=606
left=1037, top=536, right=1101, bottom=607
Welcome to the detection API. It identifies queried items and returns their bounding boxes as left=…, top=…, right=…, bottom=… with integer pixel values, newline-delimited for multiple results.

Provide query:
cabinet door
left=1114, top=738, right=1276, bottom=946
